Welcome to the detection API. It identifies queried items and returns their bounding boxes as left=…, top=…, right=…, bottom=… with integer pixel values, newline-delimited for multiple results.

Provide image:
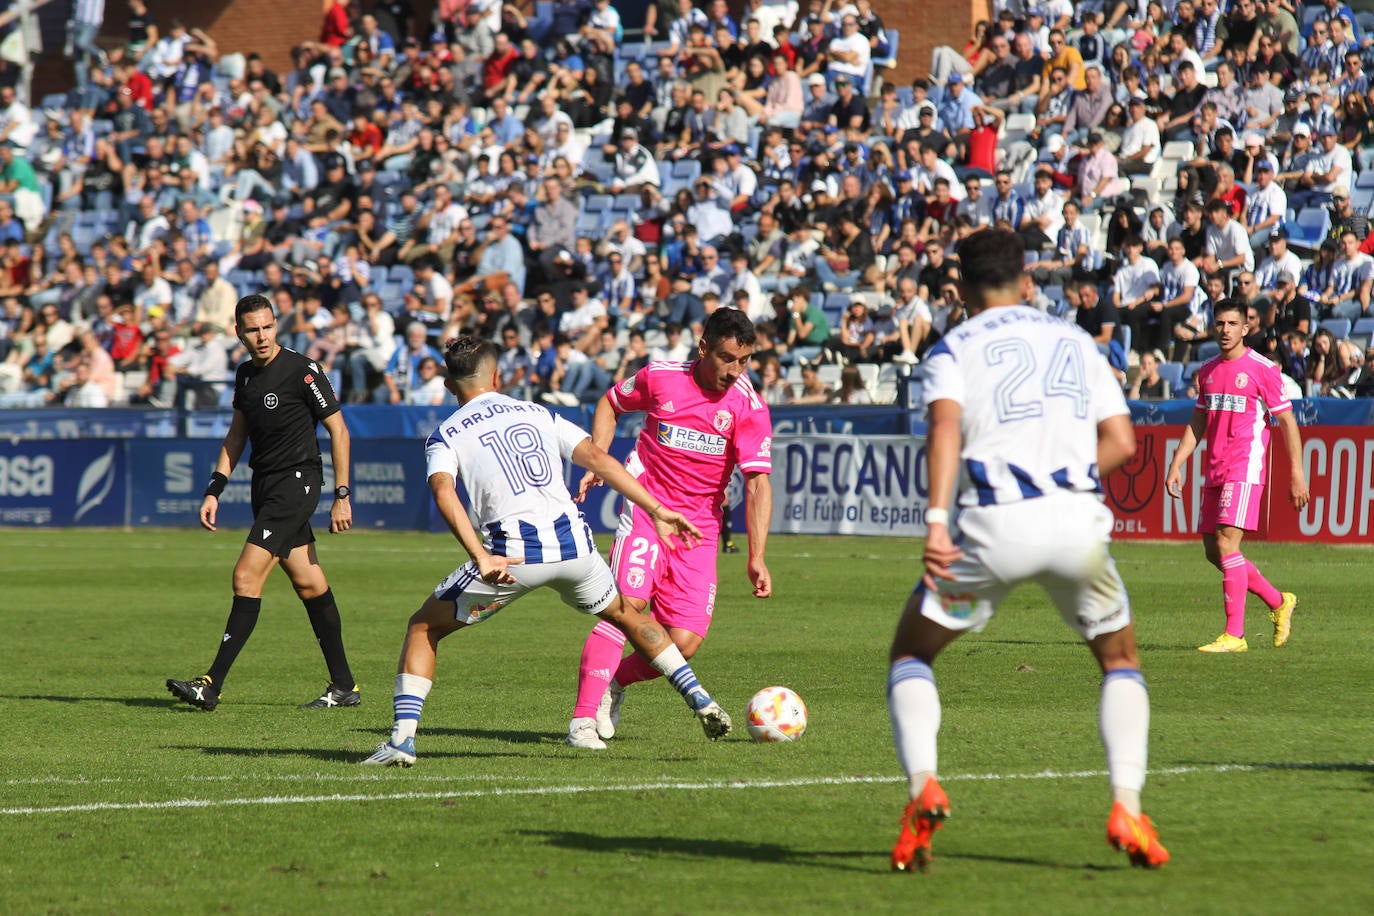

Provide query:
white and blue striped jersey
left=922, top=305, right=1128, bottom=509
left=1327, top=252, right=1374, bottom=299
left=1160, top=258, right=1207, bottom=317
left=425, top=392, right=596, bottom=562
left=1245, top=182, right=1286, bottom=230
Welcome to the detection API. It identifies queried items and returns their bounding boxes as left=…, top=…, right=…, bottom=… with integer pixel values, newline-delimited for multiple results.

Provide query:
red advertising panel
left=1269, top=428, right=1374, bottom=543
left=1105, top=425, right=1374, bottom=543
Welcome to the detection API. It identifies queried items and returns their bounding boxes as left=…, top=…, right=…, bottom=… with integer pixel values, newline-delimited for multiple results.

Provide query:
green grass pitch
left=1, top=529, right=1372, bottom=914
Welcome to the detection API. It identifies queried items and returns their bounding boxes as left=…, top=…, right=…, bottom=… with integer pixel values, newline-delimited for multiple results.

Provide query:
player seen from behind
left=887, top=228, right=1168, bottom=872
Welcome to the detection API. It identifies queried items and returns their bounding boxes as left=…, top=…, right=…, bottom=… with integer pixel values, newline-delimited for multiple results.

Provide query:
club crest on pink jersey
left=713, top=410, right=733, bottom=433
left=620, top=378, right=635, bottom=395
left=1235, top=373, right=1248, bottom=389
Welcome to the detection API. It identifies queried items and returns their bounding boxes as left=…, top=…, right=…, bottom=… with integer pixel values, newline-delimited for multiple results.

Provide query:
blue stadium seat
left=575, top=214, right=601, bottom=236
left=1288, top=207, right=1331, bottom=249
left=370, top=265, right=388, bottom=287
left=1320, top=318, right=1352, bottom=340
left=824, top=292, right=851, bottom=313
left=669, top=159, right=701, bottom=182
left=72, top=227, right=98, bottom=254
left=873, top=29, right=900, bottom=71
left=1193, top=340, right=1220, bottom=362
left=227, top=269, right=256, bottom=293
left=1156, top=362, right=1185, bottom=393
left=1354, top=316, right=1374, bottom=337
left=583, top=193, right=613, bottom=214
left=1183, top=360, right=1206, bottom=383
left=389, top=265, right=414, bottom=286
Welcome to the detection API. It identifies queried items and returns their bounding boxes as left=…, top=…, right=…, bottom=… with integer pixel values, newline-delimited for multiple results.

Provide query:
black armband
left=204, top=472, right=229, bottom=499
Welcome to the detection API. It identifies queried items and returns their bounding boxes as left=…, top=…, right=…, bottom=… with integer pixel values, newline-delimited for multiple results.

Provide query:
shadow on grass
left=1180, top=761, right=1374, bottom=775
left=420, top=726, right=559, bottom=745
left=942, top=852, right=1122, bottom=871
left=518, top=829, right=877, bottom=874
left=3, top=694, right=176, bottom=709
left=158, top=744, right=451, bottom=764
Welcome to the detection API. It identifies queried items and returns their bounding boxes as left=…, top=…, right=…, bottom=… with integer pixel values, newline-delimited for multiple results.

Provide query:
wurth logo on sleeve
left=305, top=374, right=329, bottom=409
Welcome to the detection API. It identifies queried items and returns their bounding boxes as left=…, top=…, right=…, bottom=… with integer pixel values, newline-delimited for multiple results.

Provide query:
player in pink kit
left=567, top=308, right=773, bottom=748
left=1166, top=299, right=1309, bottom=653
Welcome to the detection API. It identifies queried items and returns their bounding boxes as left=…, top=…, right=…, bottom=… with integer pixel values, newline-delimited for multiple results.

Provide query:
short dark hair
left=1213, top=298, right=1246, bottom=321
left=702, top=307, right=756, bottom=347
left=955, top=228, right=1024, bottom=295
left=234, top=294, right=274, bottom=326
left=442, top=335, right=498, bottom=380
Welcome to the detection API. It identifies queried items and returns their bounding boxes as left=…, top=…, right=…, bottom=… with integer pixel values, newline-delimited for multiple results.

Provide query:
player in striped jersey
left=887, top=228, right=1167, bottom=871
left=360, top=337, right=731, bottom=766
left=1166, top=299, right=1309, bottom=654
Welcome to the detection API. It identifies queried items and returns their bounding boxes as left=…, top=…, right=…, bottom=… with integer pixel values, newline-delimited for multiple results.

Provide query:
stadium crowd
left=7, top=0, right=1374, bottom=410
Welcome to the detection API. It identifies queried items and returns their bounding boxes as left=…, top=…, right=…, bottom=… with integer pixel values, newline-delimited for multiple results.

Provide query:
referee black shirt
left=233, top=348, right=341, bottom=473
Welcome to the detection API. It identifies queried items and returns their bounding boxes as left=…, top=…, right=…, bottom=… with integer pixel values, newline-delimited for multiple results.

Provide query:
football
left=745, top=686, right=808, bottom=742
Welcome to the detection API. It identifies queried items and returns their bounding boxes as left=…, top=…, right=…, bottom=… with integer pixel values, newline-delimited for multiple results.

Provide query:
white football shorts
left=433, top=552, right=619, bottom=626
left=916, top=491, right=1132, bottom=641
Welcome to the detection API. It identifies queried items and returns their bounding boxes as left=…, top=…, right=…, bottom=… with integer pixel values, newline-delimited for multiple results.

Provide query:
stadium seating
left=1156, top=361, right=1185, bottom=393
left=872, top=30, right=900, bottom=73
left=1288, top=208, right=1331, bottom=251
left=1321, top=318, right=1353, bottom=341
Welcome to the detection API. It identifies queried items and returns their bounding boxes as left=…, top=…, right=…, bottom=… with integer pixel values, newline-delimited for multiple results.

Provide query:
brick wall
left=35, top=0, right=445, bottom=100
left=871, top=0, right=978, bottom=88
left=32, top=0, right=966, bottom=102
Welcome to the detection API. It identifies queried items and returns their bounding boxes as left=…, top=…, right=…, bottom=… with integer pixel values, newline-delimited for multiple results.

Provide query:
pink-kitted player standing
left=1166, top=299, right=1310, bottom=653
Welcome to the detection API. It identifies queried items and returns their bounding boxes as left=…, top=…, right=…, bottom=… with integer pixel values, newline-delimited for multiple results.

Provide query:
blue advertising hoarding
left=0, top=438, right=428, bottom=529
left=0, top=440, right=128, bottom=526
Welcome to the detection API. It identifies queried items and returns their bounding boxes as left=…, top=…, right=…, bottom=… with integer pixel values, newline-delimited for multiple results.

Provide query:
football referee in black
left=167, top=294, right=360, bottom=711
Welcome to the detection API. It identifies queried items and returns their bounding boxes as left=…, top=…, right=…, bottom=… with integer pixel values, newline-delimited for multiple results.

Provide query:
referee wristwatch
left=334, top=485, right=351, bottom=500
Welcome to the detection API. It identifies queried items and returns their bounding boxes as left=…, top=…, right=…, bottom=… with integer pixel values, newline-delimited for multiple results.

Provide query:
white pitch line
left=0, top=762, right=1351, bottom=817
left=2, top=773, right=549, bottom=787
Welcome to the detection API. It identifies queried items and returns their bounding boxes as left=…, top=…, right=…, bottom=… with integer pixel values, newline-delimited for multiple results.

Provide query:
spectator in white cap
left=1118, top=95, right=1161, bottom=176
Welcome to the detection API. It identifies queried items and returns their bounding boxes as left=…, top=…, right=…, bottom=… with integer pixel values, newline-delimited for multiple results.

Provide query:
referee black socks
left=206, top=595, right=262, bottom=687
left=303, top=588, right=356, bottom=691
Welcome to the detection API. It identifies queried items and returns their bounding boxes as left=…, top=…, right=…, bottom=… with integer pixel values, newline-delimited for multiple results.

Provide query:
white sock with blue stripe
left=1100, top=668, right=1149, bottom=816
left=888, top=658, right=940, bottom=798
left=390, top=673, right=433, bottom=746
left=650, top=645, right=712, bottom=711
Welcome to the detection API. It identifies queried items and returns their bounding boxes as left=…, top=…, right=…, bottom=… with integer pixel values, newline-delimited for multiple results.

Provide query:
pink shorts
left=1199, top=482, right=1263, bottom=533
left=609, top=504, right=718, bottom=636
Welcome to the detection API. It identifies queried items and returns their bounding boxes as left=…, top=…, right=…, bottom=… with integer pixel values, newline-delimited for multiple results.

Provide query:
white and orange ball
left=745, top=686, right=808, bottom=742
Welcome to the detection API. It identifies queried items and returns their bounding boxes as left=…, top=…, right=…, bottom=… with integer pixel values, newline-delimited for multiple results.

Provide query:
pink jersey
left=608, top=360, right=773, bottom=531
left=1193, top=348, right=1291, bottom=486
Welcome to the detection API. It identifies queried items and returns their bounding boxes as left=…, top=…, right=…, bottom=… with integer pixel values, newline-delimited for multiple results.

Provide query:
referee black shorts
left=248, top=466, right=323, bottom=558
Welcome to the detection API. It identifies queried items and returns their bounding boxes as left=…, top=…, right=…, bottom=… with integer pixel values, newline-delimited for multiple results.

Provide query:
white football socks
left=888, top=659, right=941, bottom=798
left=1100, top=669, right=1150, bottom=816
left=390, top=672, right=433, bottom=746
